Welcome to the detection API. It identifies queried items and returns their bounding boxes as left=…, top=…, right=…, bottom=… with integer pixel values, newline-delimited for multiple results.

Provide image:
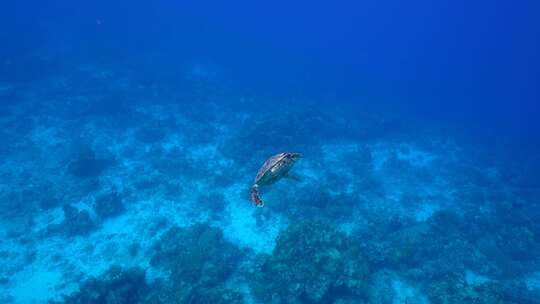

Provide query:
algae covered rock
left=94, top=190, right=125, bottom=219
left=426, top=273, right=504, bottom=304
left=55, top=266, right=149, bottom=304
left=251, top=221, right=371, bottom=303
left=67, top=146, right=113, bottom=178
left=62, top=204, right=96, bottom=236
left=221, top=108, right=335, bottom=165
left=151, top=223, right=243, bottom=303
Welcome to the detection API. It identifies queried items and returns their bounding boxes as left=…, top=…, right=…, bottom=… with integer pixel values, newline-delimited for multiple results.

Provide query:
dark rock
left=67, top=146, right=112, bottom=178
left=425, top=274, right=504, bottom=304
left=499, top=280, right=540, bottom=304
left=251, top=221, right=371, bottom=303
left=151, top=223, right=243, bottom=303
left=62, top=205, right=95, bottom=236
left=183, top=286, right=244, bottom=304
left=368, top=270, right=397, bottom=304
left=496, top=226, right=539, bottom=260
left=55, top=266, right=149, bottom=304
left=94, top=191, right=125, bottom=219
left=275, top=184, right=354, bottom=222
left=221, top=108, right=334, bottom=165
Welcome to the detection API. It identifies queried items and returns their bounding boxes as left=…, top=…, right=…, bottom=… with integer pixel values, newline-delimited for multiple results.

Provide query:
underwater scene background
left=1, top=0, right=540, bottom=303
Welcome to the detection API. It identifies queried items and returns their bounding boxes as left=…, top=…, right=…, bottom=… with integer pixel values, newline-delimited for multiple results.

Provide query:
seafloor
left=1, top=59, right=540, bottom=304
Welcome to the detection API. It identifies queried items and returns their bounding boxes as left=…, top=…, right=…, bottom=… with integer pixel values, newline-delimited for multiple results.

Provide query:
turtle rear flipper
left=250, top=185, right=264, bottom=207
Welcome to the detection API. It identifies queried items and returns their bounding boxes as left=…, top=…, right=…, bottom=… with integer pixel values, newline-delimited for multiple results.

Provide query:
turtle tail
left=250, top=185, right=264, bottom=207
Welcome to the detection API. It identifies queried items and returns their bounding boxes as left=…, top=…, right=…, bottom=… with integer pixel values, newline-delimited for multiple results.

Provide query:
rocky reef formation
left=1, top=58, right=540, bottom=304
left=51, top=223, right=246, bottom=304
left=150, top=223, right=243, bottom=303
left=53, top=266, right=149, bottom=304
left=425, top=274, right=504, bottom=304
left=249, top=221, right=371, bottom=303
left=61, top=204, right=96, bottom=236
left=67, top=146, right=113, bottom=179
left=355, top=205, right=540, bottom=303
left=221, top=108, right=337, bottom=166
left=94, top=190, right=125, bottom=220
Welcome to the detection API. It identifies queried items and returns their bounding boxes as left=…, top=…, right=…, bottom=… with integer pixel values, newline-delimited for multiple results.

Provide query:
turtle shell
left=254, top=152, right=293, bottom=186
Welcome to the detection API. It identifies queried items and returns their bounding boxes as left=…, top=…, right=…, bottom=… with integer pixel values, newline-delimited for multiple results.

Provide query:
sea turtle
left=250, top=152, right=302, bottom=207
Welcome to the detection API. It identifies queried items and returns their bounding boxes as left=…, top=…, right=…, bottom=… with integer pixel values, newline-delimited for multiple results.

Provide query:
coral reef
left=425, top=274, right=504, bottom=304
left=497, top=280, right=540, bottom=304
left=94, top=190, right=125, bottom=220
left=276, top=184, right=355, bottom=222
left=150, top=224, right=243, bottom=303
left=250, top=221, right=371, bottom=303
left=1, top=56, right=540, bottom=304
left=221, top=108, right=340, bottom=165
left=60, top=204, right=96, bottom=236
left=67, top=146, right=113, bottom=178
left=54, top=266, right=149, bottom=304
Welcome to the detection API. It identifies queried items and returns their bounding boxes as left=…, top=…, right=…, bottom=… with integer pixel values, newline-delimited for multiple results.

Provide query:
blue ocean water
left=1, top=1, right=539, bottom=303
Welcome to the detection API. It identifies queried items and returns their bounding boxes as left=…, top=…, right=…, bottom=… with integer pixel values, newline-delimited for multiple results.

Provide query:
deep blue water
left=1, top=1, right=540, bottom=303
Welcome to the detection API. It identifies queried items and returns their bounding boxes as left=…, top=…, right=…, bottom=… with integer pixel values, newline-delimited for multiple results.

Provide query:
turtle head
left=287, top=152, right=303, bottom=161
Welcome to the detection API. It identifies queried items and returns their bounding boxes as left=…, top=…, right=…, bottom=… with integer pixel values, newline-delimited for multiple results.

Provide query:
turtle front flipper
left=250, top=184, right=264, bottom=207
